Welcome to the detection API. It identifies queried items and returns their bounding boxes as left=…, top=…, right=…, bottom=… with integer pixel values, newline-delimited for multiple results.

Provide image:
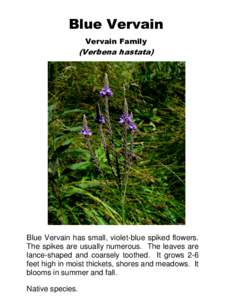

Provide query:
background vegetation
left=48, top=62, right=185, bottom=225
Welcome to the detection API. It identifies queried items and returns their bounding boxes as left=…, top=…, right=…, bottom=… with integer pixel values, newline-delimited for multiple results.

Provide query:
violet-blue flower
left=99, top=86, right=113, bottom=97
left=80, top=114, right=92, bottom=136
left=80, top=127, right=92, bottom=136
left=119, top=112, right=137, bottom=132
left=95, top=114, right=105, bottom=124
left=95, top=103, right=106, bottom=124
left=119, top=113, right=132, bottom=124
left=128, top=122, right=137, bottom=131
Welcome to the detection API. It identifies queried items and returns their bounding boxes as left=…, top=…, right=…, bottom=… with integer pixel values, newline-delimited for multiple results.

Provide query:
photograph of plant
left=48, top=62, right=185, bottom=225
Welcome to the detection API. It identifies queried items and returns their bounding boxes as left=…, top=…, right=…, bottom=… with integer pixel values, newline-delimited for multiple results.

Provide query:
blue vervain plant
left=80, top=74, right=137, bottom=224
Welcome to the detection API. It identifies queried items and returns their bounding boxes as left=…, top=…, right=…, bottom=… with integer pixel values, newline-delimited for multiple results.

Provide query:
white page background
left=1, top=0, right=232, bottom=299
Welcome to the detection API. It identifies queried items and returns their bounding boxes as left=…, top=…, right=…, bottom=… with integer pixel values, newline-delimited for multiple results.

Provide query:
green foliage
left=48, top=61, right=185, bottom=225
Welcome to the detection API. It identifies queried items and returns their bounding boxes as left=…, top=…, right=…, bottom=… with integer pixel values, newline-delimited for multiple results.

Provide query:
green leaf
left=68, top=161, right=91, bottom=171
left=78, top=179, right=101, bottom=189
left=62, top=109, right=87, bottom=115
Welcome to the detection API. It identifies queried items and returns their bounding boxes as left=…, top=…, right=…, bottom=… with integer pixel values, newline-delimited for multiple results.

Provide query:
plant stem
left=121, top=168, right=129, bottom=224
left=85, top=136, right=101, bottom=174
left=104, top=95, right=122, bottom=190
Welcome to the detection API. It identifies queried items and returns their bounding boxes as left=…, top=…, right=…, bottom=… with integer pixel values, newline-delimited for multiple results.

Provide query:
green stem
left=121, top=170, right=129, bottom=224
left=104, top=95, right=121, bottom=190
